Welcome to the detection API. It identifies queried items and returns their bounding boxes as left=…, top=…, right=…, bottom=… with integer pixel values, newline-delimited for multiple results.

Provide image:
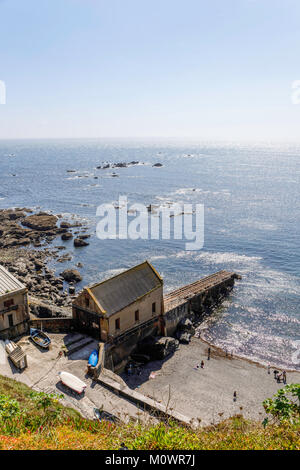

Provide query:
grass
left=0, top=375, right=299, bottom=450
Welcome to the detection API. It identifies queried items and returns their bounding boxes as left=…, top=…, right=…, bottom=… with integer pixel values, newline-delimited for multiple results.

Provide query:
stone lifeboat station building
left=72, top=261, right=165, bottom=350
left=0, top=265, right=30, bottom=340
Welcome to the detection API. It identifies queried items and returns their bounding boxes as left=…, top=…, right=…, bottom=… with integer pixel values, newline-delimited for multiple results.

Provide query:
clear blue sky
left=1, top=0, right=300, bottom=140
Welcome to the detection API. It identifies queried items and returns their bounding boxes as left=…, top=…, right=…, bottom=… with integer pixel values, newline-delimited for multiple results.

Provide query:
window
left=152, top=302, right=156, bottom=314
left=135, top=310, right=139, bottom=322
left=8, top=314, right=13, bottom=328
left=4, top=298, right=14, bottom=309
left=115, top=318, right=120, bottom=330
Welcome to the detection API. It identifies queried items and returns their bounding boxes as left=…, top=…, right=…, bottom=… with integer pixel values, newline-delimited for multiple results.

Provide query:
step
left=67, top=338, right=94, bottom=356
left=63, top=333, right=86, bottom=347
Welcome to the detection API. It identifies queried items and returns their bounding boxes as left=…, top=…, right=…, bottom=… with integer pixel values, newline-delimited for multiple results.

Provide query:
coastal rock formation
left=96, top=161, right=141, bottom=170
left=0, top=208, right=90, bottom=311
left=137, top=336, right=179, bottom=360
left=60, top=268, right=82, bottom=283
left=0, top=248, right=72, bottom=309
left=175, top=318, right=195, bottom=344
left=23, top=213, right=58, bottom=231
left=61, top=232, right=73, bottom=241
left=74, top=238, right=89, bottom=247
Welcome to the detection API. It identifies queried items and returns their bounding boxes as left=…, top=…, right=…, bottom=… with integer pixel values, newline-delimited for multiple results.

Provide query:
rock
left=74, top=238, right=89, bottom=247
left=137, top=336, right=179, bottom=360
left=96, top=163, right=110, bottom=169
left=60, top=221, right=72, bottom=228
left=8, top=211, right=26, bottom=220
left=61, top=232, right=73, bottom=241
left=176, top=331, right=192, bottom=344
left=113, top=162, right=127, bottom=168
left=178, top=318, right=195, bottom=335
left=23, top=213, right=58, bottom=231
left=152, top=163, right=163, bottom=167
left=60, top=268, right=82, bottom=283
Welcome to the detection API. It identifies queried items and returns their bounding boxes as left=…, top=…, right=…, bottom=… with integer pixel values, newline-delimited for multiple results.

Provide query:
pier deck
left=164, top=270, right=239, bottom=312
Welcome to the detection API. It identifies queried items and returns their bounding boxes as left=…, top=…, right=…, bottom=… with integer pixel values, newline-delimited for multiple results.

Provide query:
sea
left=0, top=139, right=299, bottom=370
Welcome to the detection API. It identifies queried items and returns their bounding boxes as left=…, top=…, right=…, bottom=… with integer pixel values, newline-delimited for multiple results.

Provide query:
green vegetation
left=0, top=375, right=299, bottom=450
left=263, top=384, right=300, bottom=425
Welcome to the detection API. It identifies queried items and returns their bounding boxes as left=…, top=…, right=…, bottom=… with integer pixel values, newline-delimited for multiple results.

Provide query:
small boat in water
left=30, top=328, right=51, bottom=349
left=88, top=349, right=99, bottom=367
left=59, top=371, right=86, bottom=394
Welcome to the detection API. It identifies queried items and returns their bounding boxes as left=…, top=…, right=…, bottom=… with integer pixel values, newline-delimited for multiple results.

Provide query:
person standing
left=233, top=391, right=237, bottom=401
left=267, top=364, right=271, bottom=374
left=201, top=360, right=204, bottom=368
left=208, top=347, right=211, bottom=360
left=283, top=371, right=287, bottom=384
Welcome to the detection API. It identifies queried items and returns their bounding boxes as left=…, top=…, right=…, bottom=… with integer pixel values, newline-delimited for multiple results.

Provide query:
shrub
left=263, top=384, right=300, bottom=425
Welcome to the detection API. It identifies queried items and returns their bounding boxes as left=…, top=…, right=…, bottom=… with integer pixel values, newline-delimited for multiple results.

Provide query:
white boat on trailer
left=58, top=371, right=87, bottom=394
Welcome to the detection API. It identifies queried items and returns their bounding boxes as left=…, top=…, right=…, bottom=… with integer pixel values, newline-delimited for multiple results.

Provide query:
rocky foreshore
left=0, top=208, right=90, bottom=316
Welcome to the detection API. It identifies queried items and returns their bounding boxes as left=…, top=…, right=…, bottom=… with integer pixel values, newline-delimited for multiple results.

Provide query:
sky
left=1, top=0, right=300, bottom=141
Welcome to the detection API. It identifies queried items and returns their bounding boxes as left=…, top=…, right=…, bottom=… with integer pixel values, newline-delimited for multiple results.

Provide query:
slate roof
left=88, top=261, right=163, bottom=317
left=0, top=265, right=26, bottom=297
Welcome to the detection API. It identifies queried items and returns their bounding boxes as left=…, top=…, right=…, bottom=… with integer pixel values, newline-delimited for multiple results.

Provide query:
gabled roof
left=0, top=265, right=26, bottom=297
left=88, top=261, right=163, bottom=317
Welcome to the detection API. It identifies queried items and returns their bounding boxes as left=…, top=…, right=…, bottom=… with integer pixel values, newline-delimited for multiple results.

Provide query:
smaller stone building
left=0, top=265, right=30, bottom=339
left=72, top=261, right=164, bottom=342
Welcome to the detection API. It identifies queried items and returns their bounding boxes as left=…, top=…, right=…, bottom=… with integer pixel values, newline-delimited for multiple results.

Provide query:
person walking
left=201, top=360, right=204, bottom=368
left=267, top=364, right=271, bottom=374
left=208, top=347, right=211, bottom=360
left=233, top=391, right=237, bottom=402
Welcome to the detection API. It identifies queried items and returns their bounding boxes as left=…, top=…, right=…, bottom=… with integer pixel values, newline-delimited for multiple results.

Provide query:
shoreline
left=198, top=335, right=300, bottom=374
left=198, top=336, right=300, bottom=373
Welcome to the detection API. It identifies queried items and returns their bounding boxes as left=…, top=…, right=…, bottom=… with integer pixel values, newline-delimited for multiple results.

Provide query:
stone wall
left=30, top=317, right=74, bottom=333
left=164, top=277, right=236, bottom=337
left=0, top=320, right=29, bottom=340
left=164, top=302, right=190, bottom=336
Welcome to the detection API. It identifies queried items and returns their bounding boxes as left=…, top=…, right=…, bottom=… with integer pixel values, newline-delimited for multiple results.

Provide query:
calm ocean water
left=0, top=139, right=299, bottom=369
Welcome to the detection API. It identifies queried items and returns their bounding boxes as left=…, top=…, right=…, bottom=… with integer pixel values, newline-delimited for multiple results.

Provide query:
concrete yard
left=0, top=333, right=156, bottom=425
left=121, top=337, right=300, bottom=426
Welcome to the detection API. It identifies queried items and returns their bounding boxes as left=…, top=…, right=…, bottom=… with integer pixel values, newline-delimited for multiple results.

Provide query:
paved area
left=0, top=333, right=155, bottom=424
left=122, top=337, right=300, bottom=426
